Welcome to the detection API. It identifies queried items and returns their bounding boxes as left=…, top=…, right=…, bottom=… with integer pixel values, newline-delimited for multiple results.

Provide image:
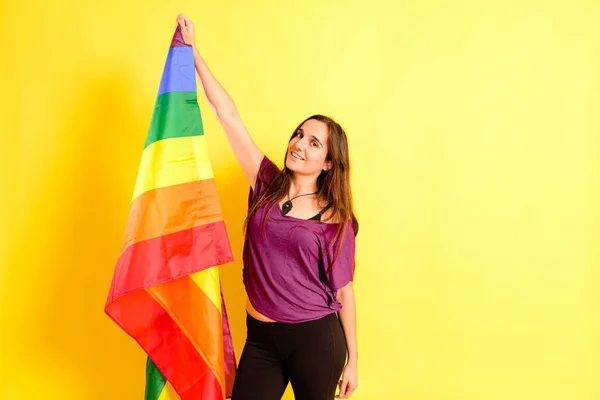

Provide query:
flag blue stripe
left=158, top=46, right=196, bottom=96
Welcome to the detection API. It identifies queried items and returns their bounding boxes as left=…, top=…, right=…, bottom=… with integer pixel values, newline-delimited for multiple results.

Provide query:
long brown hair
left=243, top=115, right=359, bottom=258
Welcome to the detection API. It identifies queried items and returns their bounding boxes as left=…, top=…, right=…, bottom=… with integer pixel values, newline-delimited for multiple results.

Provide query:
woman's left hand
left=336, top=361, right=358, bottom=398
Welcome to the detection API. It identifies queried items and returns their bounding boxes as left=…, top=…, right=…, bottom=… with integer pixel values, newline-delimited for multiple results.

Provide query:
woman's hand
left=176, top=14, right=196, bottom=47
left=336, top=361, right=358, bottom=398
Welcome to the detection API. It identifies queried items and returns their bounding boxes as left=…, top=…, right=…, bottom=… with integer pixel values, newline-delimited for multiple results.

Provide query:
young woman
left=177, top=14, right=359, bottom=400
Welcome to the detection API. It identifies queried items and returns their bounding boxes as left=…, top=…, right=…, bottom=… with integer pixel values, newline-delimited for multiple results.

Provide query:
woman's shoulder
left=319, top=207, right=353, bottom=226
left=318, top=210, right=356, bottom=240
left=248, top=155, right=281, bottom=206
left=319, top=207, right=338, bottom=224
left=258, top=155, right=281, bottom=184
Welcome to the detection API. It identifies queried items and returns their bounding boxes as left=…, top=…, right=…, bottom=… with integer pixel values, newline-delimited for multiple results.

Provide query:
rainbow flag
left=105, top=27, right=236, bottom=399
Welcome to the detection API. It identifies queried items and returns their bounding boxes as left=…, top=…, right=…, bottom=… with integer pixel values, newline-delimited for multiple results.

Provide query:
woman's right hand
left=176, top=14, right=196, bottom=47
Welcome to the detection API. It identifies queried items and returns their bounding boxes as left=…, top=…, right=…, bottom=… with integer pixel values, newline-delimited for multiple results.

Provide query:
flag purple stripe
left=221, top=285, right=237, bottom=398
left=170, top=26, right=189, bottom=48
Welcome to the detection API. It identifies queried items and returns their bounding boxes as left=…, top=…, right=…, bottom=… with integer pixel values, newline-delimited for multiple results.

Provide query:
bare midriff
left=246, top=299, right=277, bottom=323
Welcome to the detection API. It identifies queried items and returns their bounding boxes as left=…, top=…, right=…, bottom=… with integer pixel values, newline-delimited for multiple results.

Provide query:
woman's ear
left=324, top=160, right=333, bottom=171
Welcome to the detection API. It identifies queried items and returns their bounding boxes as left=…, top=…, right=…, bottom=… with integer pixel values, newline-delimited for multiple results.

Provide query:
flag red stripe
left=105, top=288, right=222, bottom=399
left=107, top=221, right=233, bottom=304
left=147, top=274, right=226, bottom=395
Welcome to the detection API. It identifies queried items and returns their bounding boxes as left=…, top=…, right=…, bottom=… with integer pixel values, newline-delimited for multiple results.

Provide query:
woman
left=177, top=14, right=359, bottom=400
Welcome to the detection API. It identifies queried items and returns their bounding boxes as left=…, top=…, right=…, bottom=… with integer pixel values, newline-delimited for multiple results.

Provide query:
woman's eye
left=311, top=141, right=318, bottom=147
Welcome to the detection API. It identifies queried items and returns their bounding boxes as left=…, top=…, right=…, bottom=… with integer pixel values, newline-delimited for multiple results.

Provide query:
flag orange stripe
left=106, top=27, right=237, bottom=400
left=147, top=273, right=225, bottom=396
left=121, top=178, right=223, bottom=252
left=105, top=288, right=223, bottom=399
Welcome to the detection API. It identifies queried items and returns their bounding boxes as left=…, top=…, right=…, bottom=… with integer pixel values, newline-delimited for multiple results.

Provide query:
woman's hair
left=243, top=114, right=359, bottom=256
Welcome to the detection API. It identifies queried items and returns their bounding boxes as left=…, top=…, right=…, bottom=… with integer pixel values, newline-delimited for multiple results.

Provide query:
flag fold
left=105, top=27, right=236, bottom=400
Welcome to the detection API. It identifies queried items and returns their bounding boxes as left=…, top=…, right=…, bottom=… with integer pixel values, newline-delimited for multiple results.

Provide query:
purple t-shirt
left=242, top=156, right=356, bottom=323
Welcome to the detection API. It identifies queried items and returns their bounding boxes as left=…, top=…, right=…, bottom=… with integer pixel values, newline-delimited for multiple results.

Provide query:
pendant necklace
left=281, top=192, right=317, bottom=215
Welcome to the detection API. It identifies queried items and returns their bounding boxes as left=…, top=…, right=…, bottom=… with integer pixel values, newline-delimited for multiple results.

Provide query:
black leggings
left=231, top=313, right=347, bottom=400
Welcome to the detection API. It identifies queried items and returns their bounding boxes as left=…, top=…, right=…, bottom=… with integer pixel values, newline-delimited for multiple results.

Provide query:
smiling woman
left=177, top=13, right=359, bottom=400
left=2, top=1, right=599, bottom=399
left=246, top=114, right=358, bottom=230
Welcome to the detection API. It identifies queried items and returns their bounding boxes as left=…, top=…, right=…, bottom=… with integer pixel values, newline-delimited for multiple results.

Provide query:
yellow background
left=1, top=0, right=598, bottom=399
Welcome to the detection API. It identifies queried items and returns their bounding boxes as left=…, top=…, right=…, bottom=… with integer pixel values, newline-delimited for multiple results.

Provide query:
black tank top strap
left=308, top=213, right=321, bottom=221
left=308, top=203, right=331, bottom=221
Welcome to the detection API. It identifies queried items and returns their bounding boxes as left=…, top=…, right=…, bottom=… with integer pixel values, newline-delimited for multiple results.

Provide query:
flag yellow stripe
left=133, top=136, right=214, bottom=201
left=157, top=381, right=179, bottom=400
left=189, top=267, right=221, bottom=312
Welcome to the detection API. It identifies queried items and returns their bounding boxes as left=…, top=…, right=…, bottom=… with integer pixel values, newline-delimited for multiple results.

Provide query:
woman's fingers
left=345, top=383, right=356, bottom=397
left=176, top=14, right=187, bottom=30
left=336, top=379, right=349, bottom=398
left=175, top=14, right=195, bottom=46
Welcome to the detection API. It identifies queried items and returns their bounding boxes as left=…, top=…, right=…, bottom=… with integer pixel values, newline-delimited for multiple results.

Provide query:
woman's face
left=285, top=119, right=332, bottom=176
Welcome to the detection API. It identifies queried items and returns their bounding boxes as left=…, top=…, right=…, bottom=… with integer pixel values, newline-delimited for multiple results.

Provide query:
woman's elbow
left=216, top=107, right=239, bottom=123
left=336, top=282, right=354, bottom=303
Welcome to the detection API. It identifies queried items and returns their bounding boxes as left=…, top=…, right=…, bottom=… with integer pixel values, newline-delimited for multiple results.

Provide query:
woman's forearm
left=337, top=284, right=358, bottom=364
left=177, top=14, right=263, bottom=185
left=192, top=47, right=238, bottom=120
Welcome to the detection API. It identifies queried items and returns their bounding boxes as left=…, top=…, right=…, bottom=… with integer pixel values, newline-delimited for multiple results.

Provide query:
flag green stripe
left=145, top=357, right=167, bottom=400
left=145, top=91, right=204, bottom=148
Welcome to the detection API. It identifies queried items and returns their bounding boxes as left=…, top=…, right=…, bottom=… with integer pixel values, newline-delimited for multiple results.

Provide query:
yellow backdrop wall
left=1, top=0, right=598, bottom=399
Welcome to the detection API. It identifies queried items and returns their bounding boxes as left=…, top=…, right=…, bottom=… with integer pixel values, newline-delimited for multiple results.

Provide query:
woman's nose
left=295, top=137, right=308, bottom=150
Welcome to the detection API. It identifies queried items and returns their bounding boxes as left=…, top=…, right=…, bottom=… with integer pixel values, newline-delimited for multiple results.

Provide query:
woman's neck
left=288, top=174, right=318, bottom=198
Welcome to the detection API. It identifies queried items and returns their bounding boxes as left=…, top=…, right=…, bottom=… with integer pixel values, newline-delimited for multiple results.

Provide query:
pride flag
left=105, top=27, right=236, bottom=399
